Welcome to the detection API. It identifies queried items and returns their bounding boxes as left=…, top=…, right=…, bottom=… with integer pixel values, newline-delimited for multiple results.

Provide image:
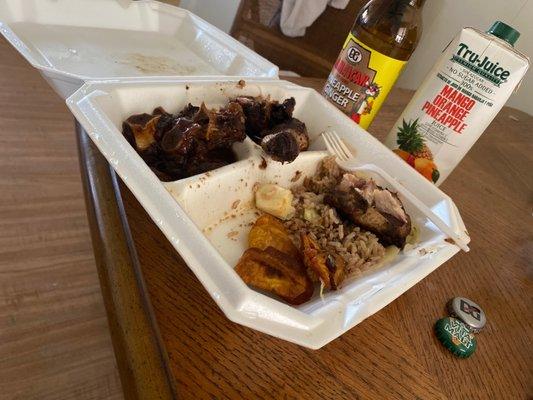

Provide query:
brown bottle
left=322, top=0, right=425, bottom=129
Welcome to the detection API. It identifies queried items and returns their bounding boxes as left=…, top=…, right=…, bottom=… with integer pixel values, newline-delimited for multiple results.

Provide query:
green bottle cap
left=487, top=21, right=520, bottom=46
left=435, top=317, right=477, bottom=358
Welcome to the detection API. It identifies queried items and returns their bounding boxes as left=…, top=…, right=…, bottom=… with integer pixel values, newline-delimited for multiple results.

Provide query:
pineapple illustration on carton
left=392, top=118, right=440, bottom=183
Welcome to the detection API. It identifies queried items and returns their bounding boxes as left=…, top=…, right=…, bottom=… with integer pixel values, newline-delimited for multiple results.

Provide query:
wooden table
left=77, top=78, right=533, bottom=400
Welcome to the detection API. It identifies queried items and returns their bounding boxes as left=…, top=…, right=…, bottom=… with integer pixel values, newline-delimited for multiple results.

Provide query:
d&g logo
left=347, top=46, right=362, bottom=64
left=460, top=299, right=481, bottom=321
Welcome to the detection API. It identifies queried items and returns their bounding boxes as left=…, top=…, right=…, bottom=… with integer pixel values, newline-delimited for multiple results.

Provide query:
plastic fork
left=322, top=130, right=470, bottom=252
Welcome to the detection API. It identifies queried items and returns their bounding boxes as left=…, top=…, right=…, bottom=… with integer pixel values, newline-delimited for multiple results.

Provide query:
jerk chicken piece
left=183, top=146, right=237, bottom=177
left=122, top=113, right=160, bottom=151
left=177, top=103, right=200, bottom=120
left=204, top=101, right=246, bottom=149
left=191, top=103, right=210, bottom=126
left=233, top=95, right=309, bottom=163
left=233, top=96, right=298, bottom=139
left=260, top=118, right=309, bottom=163
left=324, top=173, right=411, bottom=248
left=233, top=96, right=271, bottom=139
left=260, top=130, right=300, bottom=163
left=122, top=101, right=246, bottom=181
left=152, top=107, right=177, bottom=141
left=269, top=97, right=296, bottom=127
left=160, top=118, right=202, bottom=157
left=122, top=95, right=306, bottom=180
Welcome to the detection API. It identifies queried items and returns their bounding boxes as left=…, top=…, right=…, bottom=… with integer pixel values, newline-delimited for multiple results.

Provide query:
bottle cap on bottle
left=435, top=317, right=477, bottom=358
left=487, top=21, right=520, bottom=46
left=447, top=297, right=486, bottom=333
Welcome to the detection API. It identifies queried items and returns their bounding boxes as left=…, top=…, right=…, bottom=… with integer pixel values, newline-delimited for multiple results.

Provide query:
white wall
left=397, top=0, right=532, bottom=114
left=179, top=0, right=241, bottom=33
left=180, top=0, right=531, bottom=114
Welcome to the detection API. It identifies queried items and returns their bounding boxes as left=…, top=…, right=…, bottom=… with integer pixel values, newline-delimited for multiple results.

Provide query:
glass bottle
left=322, top=0, right=426, bottom=129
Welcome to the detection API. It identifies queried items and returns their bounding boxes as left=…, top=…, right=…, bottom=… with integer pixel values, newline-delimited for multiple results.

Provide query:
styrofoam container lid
left=0, top=0, right=278, bottom=98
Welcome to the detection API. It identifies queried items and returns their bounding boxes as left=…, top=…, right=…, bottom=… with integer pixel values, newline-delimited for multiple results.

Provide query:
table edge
left=76, top=122, right=177, bottom=400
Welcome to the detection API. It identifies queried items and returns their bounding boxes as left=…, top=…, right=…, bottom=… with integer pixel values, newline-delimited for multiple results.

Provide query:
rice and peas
left=283, top=157, right=387, bottom=276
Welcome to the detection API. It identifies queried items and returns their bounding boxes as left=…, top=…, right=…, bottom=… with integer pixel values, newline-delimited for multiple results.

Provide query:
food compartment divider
left=163, top=138, right=261, bottom=233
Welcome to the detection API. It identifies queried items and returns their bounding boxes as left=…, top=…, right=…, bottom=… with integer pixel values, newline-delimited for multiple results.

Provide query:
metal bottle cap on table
left=447, top=297, right=486, bottom=333
left=435, top=317, right=477, bottom=358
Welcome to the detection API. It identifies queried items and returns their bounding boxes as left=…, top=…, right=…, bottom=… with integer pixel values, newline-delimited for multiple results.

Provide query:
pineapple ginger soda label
left=323, top=33, right=406, bottom=129
left=385, top=27, right=529, bottom=185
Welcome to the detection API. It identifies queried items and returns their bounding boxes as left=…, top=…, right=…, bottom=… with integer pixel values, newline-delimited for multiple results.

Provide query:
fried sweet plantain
left=300, top=233, right=346, bottom=290
left=235, top=247, right=313, bottom=305
left=248, top=214, right=300, bottom=260
left=252, top=213, right=285, bottom=229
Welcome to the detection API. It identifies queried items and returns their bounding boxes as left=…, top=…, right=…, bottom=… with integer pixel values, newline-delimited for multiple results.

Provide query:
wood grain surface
left=0, top=39, right=123, bottom=399
left=77, top=126, right=175, bottom=400
left=89, top=77, right=532, bottom=399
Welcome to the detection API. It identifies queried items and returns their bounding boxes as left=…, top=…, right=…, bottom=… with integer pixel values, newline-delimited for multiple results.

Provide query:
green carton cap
left=487, top=21, right=520, bottom=46
left=435, top=317, right=477, bottom=358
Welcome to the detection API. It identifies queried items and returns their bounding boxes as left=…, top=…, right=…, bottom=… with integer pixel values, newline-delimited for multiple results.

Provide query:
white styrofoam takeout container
left=1, top=0, right=471, bottom=348
left=67, top=78, right=470, bottom=349
left=0, top=0, right=278, bottom=98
